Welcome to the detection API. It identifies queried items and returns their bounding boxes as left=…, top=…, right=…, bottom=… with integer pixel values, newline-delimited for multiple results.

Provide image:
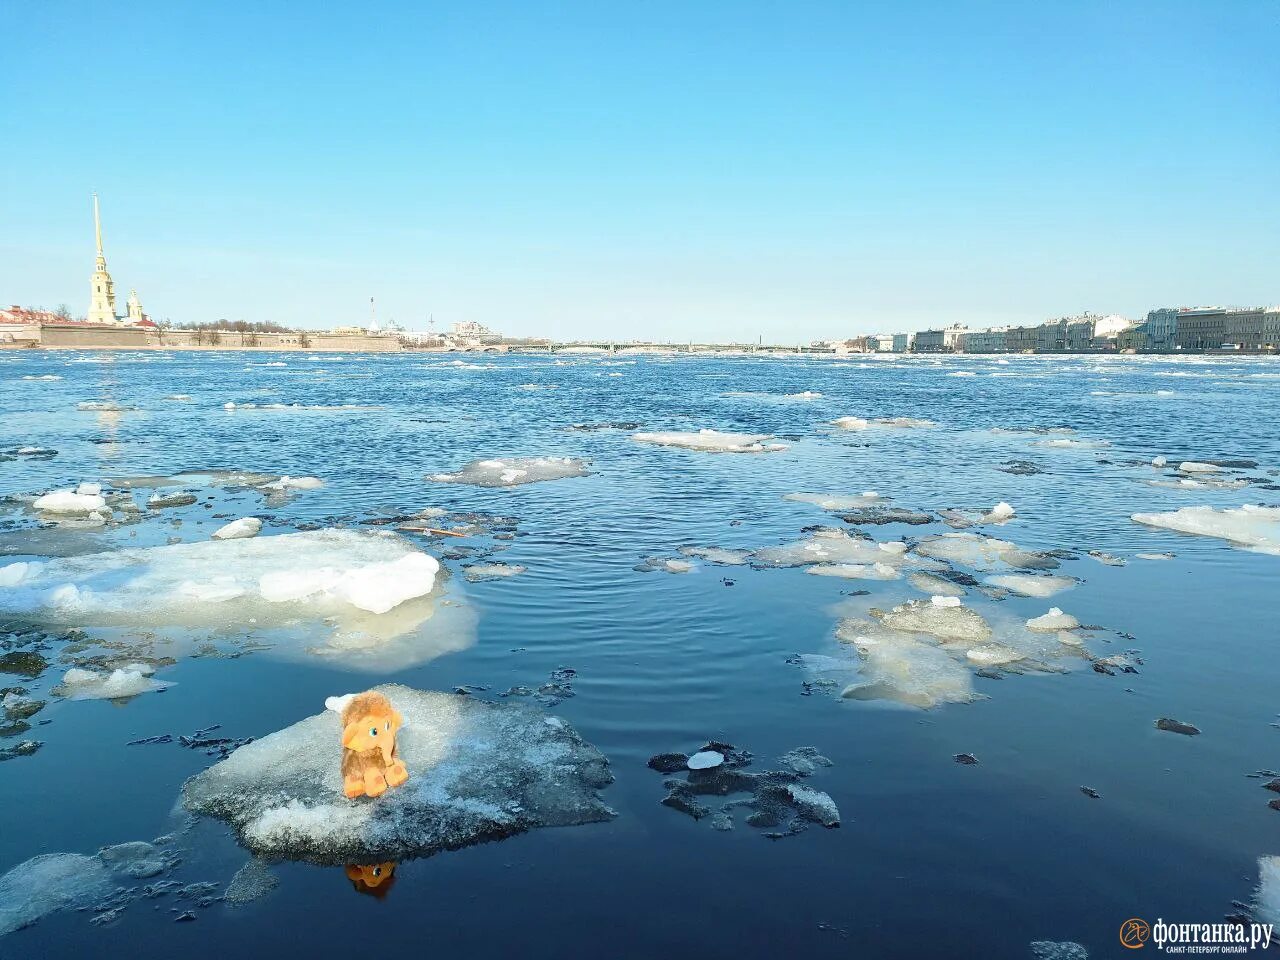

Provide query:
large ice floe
left=181, top=685, right=614, bottom=864
left=630, top=429, right=787, bottom=453
left=0, top=530, right=475, bottom=671
left=429, top=456, right=590, bottom=487
left=1131, top=505, right=1280, bottom=555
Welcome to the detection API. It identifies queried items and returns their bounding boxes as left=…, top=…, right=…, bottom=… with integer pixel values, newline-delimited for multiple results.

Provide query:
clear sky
left=2, top=1, right=1276, bottom=342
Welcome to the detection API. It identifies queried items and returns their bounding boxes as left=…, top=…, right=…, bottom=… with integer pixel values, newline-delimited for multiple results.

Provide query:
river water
left=1, top=349, right=1277, bottom=958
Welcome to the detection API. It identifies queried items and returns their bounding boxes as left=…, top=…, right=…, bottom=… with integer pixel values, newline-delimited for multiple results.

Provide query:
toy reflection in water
left=346, top=862, right=397, bottom=897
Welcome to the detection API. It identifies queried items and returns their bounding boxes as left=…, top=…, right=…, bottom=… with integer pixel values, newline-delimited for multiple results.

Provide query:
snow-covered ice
left=1132, top=505, right=1280, bottom=555
left=429, top=457, right=590, bottom=487
left=755, top=529, right=909, bottom=569
left=832, top=416, right=935, bottom=430
left=985, top=574, right=1075, bottom=598
left=212, top=517, right=263, bottom=540
left=181, top=684, right=614, bottom=864
left=631, top=429, right=787, bottom=453
left=784, top=492, right=886, bottom=511
left=806, top=562, right=900, bottom=580
left=32, top=490, right=107, bottom=514
left=0, top=530, right=472, bottom=670
left=55, top=664, right=170, bottom=700
left=687, top=750, right=724, bottom=770
left=1026, top=607, right=1080, bottom=632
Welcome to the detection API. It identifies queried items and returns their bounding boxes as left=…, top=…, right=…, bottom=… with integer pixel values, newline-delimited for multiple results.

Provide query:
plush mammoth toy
left=325, top=691, right=408, bottom=799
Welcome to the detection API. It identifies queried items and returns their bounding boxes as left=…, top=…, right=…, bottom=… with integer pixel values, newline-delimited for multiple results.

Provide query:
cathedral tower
left=87, top=193, right=119, bottom=324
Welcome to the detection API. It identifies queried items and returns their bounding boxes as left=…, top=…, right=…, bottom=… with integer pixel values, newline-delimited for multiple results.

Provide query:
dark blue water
left=1, top=350, right=1278, bottom=958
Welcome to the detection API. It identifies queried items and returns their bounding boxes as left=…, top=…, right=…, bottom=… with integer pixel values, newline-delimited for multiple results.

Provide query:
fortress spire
left=87, top=192, right=119, bottom=324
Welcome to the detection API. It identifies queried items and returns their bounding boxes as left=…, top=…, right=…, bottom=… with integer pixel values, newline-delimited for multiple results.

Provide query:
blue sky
left=1, top=1, right=1276, bottom=341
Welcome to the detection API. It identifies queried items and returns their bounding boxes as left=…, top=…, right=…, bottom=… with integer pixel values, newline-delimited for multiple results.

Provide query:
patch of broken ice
left=181, top=685, right=614, bottom=864
left=631, top=429, right=787, bottom=453
left=1132, top=505, right=1280, bottom=555
left=429, top=457, right=590, bottom=487
left=914, top=532, right=1058, bottom=571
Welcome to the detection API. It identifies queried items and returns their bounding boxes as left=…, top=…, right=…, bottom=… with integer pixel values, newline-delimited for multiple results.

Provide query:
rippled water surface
left=2, top=349, right=1278, bottom=958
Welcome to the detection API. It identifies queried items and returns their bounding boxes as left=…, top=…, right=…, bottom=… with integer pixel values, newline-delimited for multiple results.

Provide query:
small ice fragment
left=430, top=456, right=591, bottom=486
left=985, top=574, right=1074, bottom=598
left=631, top=429, right=787, bottom=453
left=931, top=595, right=961, bottom=608
left=984, top=502, right=1015, bottom=522
left=1178, top=461, right=1221, bottom=474
left=75, top=482, right=101, bottom=496
left=1026, top=607, right=1079, bottom=632
left=687, top=751, right=724, bottom=770
left=1151, top=456, right=1167, bottom=467
left=212, top=517, right=262, bottom=540
left=32, top=491, right=107, bottom=514
left=57, top=664, right=169, bottom=700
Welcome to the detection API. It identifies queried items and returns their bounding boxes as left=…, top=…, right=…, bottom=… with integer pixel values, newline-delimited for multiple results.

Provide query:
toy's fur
left=325, top=691, right=408, bottom=799
left=346, top=862, right=397, bottom=896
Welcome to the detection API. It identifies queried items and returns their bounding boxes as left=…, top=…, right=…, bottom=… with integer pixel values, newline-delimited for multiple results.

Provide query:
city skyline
left=1, top=1, right=1277, bottom=341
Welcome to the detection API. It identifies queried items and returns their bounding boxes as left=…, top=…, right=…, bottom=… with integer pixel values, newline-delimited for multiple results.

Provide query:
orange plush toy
left=325, top=692, right=409, bottom=799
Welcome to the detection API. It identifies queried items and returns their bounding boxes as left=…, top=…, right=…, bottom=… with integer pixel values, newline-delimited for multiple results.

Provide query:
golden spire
left=93, top=192, right=103, bottom=255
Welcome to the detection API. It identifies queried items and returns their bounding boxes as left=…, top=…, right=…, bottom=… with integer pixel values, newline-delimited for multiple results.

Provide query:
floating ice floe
left=638, top=557, right=694, bottom=574
left=831, top=416, right=935, bottom=430
left=784, top=492, right=886, bottom=511
left=985, top=574, right=1075, bottom=598
left=55, top=664, right=170, bottom=701
left=260, top=475, right=324, bottom=492
left=181, top=685, right=614, bottom=864
left=1033, top=437, right=1110, bottom=449
left=0, top=840, right=183, bottom=937
left=1131, top=505, right=1280, bottom=555
left=914, top=532, right=1057, bottom=571
left=76, top=401, right=136, bottom=412
left=875, top=597, right=993, bottom=643
left=1178, top=461, right=1222, bottom=474
left=212, top=517, right=262, bottom=540
left=0, top=530, right=474, bottom=670
left=463, top=563, right=527, bottom=581
left=1147, top=476, right=1251, bottom=491
left=429, top=457, right=590, bottom=487
left=754, top=529, right=910, bottom=569
left=939, top=503, right=1016, bottom=527
left=630, top=429, right=787, bottom=453
left=805, top=562, right=900, bottom=581
left=687, top=751, right=724, bottom=770
left=1026, top=607, right=1079, bottom=631
left=908, top=572, right=966, bottom=597
left=105, top=469, right=280, bottom=490
left=677, top=546, right=752, bottom=565
left=835, top=621, right=977, bottom=708
left=31, top=490, right=108, bottom=515
left=20, top=375, right=62, bottom=381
